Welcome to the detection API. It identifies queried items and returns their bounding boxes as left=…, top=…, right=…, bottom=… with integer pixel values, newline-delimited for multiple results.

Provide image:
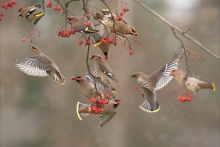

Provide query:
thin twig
left=134, top=0, right=220, bottom=60
left=42, top=0, right=45, bottom=13
left=171, top=28, right=190, bottom=73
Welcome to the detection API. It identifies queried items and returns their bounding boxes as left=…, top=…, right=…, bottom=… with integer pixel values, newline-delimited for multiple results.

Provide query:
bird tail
left=54, top=71, right=65, bottom=85
left=76, top=102, right=90, bottom=120
left=108, top=78, right=116, bottom=93
left=198, top=82, right=216, bottom=91
left=140, top=100, right=160, bottom=113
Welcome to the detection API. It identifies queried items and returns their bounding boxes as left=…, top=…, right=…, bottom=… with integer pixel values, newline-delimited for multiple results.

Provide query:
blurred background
left=0, top=0, right=219, bottom=147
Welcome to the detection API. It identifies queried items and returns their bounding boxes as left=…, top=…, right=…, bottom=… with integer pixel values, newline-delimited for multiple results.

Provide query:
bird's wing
left=151, top=53, right=180, bottom=90
left=99, top=62, right=119, bottom=82
left=137, top=77, right=153, bottom=92
left=15, top=56, right=52, bottom=77
left=98, top=112, right=116, bottom=128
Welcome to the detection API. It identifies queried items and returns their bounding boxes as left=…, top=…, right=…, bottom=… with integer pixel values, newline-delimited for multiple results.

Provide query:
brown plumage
left=72, top=76, right=102, bottom=99
left=15, top=46, right=65, bottom=85
left=131, top=54, right=180, bottom=113
left=76, top=100, right=120, bottom=128
left=90, top=54, right=118, bottom=92
left=18, top=4, right=44, bottom=25
left=95, top=10, right=137, bottom=35
left=170, top=69, right=215, bottom=93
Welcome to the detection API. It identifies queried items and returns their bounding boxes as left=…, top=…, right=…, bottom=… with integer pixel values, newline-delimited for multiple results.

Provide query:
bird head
left=66, top=16, right=77, bottom=25
left=131, top=72, right=144, bottom=79
left=90, top=54, right=102, bottom=61
left=18, top=7, right=27, bottom=17
left=101, top=9, right=111, bottom=15
left=71, top=76, right=82, bottom=83
left=92, top=12, right=105, bottom=20
left=113, top=100, right=121, bottom=108
left=30, top=46, right=41, bottom=55
left=170, top=70, right=177, bottom=76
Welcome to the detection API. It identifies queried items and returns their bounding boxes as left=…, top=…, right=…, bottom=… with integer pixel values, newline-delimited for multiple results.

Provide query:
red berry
left=7, top=2, right=13, bottom=7
left=120, top=11, right=124, bottom=16
left=22, top=37, right=26, bottom=42
left=71, top=76, right=75, bottom=80
left=91, top=98, right=96, bottom=103
left=87, top=22, right=91, bottom=27
left=115, top=17, right=120, bottom=21
left=86, top=40, right=91, bottom=46
left=104, top=56, right=108, bottom=60
left=123, top=7, right=127, bottom=12
left=129, top=50, right=134, bottom=55
left=108, top=38, right=113, bottom=44
left=134, top=85, right=138, bottom=89
left=105, top=94, right=110, bottom=99
left=100, top=108, right=104, bottom=112
left=92, top=107, right=97, bottom=112
left=1, top=13, right=4, bottom=17
left=62, top=10, right=66, bottom=14
left=78, top=40, right=83, bottom=45
left=101, top=38, right=106, bottom=44
left=57, top=6, right=61, bottom=11
left=54, top=6, right=58, bottom=11
left=3, top=4, right=8, bottom=9
left=12, top=0, right=16, bottom=5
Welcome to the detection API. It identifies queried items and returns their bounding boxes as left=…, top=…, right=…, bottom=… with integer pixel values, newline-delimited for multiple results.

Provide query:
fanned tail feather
left=54, top=72, right=65, bottom=85
left=76, top=102, right=90, bottom=120
left=139, top=100, right=160, bottom=113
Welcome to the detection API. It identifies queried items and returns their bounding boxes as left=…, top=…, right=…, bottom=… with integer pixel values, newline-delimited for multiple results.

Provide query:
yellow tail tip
left=36, top=12, right=44, bottom=18
left=139, top=106, right=160, bottom=113
left=112, top=90, right=116, bottom=93
left=94, top=42, right=101, bottom=47
left=212, top=83, right=216, bottom=91
left=76, top=102, right=82, bottom=120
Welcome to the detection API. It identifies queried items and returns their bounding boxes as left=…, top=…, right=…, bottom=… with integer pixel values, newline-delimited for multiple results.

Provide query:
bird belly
left=185, top=80, right=200, bottom=93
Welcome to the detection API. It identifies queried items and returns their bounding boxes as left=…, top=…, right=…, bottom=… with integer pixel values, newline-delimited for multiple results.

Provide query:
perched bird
left=71, top=75, right=102, bottom=99
left=170, top=69, right=215, bottom=93
left=18, top=4, right=44, bottom=25
left=90, top=54, right=119, bottom=92
left=67, top=15, right=111, bottom=57
left=15, top=46, right=65, bottom=85
left=66, top=16, right=97, bottom=33
left=131, top=53, right=180, bottom=113
left=95, top=9, right=137, bottom=35
left=76, top=100, right=121, bottom=128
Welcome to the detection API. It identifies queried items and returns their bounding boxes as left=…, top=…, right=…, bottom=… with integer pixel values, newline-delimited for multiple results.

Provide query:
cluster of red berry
left=78, top=39, right=91, bottom=46
left=57, top=29, right=75, bottom=38
left=89, top=94, right=110, bottom=114
left=1, top=0, right=16, bottom=9
left=178, top=94, right=193, bottom=102
left=53, top=5, right=61, bottom=11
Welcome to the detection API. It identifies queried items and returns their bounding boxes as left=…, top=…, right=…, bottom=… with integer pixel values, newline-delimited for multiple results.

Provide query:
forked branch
left=135, top=0, right=220, bottom=60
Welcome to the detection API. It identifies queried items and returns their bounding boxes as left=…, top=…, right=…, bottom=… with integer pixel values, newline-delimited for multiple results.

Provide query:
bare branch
left=171, top=28, right=191, bottom=73
left=134, top=0, right=220, bottom=60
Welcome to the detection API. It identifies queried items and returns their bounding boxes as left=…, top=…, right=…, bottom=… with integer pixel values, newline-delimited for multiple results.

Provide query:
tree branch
left=134, top=0, right=220, bottom=60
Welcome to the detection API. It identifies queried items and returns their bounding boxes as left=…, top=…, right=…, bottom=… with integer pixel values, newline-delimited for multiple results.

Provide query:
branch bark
left=134, top=0, right=220, bottom=60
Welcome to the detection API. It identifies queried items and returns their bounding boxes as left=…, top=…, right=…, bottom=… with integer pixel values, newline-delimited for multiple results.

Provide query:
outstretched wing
left=98, top=112, right=116, bottom=128
left=148, top=53, right=179, bottom=90
left=15, top=56, right=52, bottom=77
